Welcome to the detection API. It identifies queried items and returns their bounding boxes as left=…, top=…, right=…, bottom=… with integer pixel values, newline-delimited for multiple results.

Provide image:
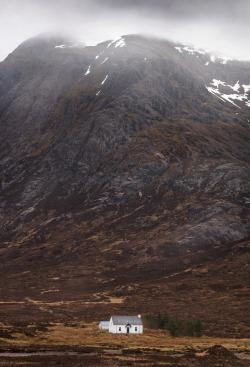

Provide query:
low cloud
left=0, top=0, right=250, bottom=61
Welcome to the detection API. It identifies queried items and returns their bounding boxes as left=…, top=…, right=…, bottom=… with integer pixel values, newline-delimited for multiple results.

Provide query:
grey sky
left=1, top=0, right=250, bottom=61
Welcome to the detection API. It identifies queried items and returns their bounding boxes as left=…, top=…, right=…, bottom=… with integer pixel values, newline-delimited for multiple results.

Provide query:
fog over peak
left=1, top=0, right=250, bottom=61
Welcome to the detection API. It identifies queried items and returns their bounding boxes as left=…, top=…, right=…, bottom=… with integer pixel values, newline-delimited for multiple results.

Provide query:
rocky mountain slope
left=0, top=34, right=249, bottom=337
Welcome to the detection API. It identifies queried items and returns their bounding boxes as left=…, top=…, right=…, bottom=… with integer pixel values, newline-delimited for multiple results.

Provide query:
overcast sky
left=1, top=0, right=250, bottom=61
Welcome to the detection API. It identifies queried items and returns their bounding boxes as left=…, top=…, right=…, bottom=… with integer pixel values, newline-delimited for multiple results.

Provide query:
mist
left=1, top=0, right=250, bottom=61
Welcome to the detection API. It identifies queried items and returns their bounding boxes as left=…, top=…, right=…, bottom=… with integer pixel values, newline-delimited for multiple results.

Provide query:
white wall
left=98, top=322, right=109, bottom=330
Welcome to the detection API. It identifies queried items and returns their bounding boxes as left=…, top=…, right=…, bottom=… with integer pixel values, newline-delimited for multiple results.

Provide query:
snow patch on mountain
left=206, top=79, right=250, bottom=108
left=95, top=52, right=103, bottom=60
left=55, top=41, right=84, bottom=50
left=175, top=45, right=207, bottom=56
left=219, top=56, right=232, bottom=64
left=101, top=57, right=109, bottom=64
left=231, top=81, right=240, bottom=92
left=101, top=75, right=108, bottom=85
left=55, top=44, right=66, bottom=49
left=211, top=80, right=226, bottom=88
left=107, top=37, right=126, bottom=48
left=174, top=47, right=183, bottom=53
left=184, top=46, right=205, bottom=55
left=243, top=84, right=250, bottom=94
left=115, top=38, right=126, bottom=48
left=174, top=45, right=232, bottom=65
left=85, top=65, right=91, bottom=75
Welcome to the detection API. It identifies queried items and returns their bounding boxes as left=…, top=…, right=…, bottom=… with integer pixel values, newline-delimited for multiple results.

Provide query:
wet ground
left=0, top=345, right=249, bottom=367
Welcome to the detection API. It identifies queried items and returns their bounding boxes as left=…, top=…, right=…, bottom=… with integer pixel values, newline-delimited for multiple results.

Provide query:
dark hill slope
left=0, top=34, right=249, bottom=336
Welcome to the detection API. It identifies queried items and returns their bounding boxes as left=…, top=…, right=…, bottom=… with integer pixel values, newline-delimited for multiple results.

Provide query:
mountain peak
left=0, top=33, right=249, bottom=337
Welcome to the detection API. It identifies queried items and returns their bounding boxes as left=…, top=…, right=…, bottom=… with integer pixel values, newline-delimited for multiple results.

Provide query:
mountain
left=0, top=34, right=249, bottom=337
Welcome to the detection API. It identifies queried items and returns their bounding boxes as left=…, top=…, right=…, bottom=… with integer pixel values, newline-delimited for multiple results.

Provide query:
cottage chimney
left=138, top=314, right=141, bottom=318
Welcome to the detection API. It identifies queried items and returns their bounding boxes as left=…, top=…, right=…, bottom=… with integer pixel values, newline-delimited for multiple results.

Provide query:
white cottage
left=109, top=315, right=143, bottom=334
left=98, top=321, right=109, bottom=330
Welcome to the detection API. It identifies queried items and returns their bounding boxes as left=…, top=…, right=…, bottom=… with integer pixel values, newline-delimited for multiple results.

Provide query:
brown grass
left=1, top=323, right=249, bottom=354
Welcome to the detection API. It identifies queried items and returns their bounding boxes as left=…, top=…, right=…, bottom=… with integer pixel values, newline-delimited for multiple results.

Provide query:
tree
left=185, top=321, right=195, bottom=337
left=145, top=314, right=154, bottom=329
left=162, top=313, right=169, bottom=329
left=168, top=316, right=182, bottom=337
left=194, top=319, right=203, bottom=337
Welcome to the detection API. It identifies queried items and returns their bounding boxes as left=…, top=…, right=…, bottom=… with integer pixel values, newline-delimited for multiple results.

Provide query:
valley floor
left=0, top=324, right=249, bottom=366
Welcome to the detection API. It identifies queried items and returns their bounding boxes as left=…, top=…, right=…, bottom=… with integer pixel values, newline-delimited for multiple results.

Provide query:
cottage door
left=126, top=326, right=130, bottom=334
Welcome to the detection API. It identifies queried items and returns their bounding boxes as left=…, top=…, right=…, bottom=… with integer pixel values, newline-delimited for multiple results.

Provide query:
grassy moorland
left=0, top=323, right=249, bottom=366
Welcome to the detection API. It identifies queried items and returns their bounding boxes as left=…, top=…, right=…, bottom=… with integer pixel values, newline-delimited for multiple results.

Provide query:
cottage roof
left=99, top=321, right=109, bottom=326
left=111, top=316, right=143, bottom=325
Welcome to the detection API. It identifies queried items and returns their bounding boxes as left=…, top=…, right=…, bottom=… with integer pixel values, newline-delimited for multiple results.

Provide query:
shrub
left=144, top=313, right=203, bottom=337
